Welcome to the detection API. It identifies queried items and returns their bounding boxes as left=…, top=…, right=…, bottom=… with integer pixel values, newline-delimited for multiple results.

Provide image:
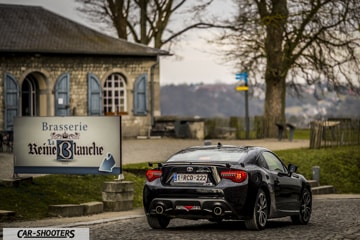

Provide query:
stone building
left=0, top=4, right=168, bottom=138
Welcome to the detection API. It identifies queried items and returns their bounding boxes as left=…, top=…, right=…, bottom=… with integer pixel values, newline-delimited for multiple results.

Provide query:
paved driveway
left=1, top=197, right=359, bottom=240
left=88, top=198, right=360, bottom=240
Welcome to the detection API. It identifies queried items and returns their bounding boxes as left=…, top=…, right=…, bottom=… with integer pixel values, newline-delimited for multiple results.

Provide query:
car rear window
left=166, top=148, right=247, bottom=163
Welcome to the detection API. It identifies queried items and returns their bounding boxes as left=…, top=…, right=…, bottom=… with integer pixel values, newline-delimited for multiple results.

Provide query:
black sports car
left=143, top=143, right=312, bottom=230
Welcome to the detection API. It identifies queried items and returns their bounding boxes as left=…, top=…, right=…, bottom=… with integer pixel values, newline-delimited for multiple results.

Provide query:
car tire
left=291, top=187, right=312, bottom=225
left=146, top=215, right=170, bottom=229
left=244, top=189, right=268, bottom=230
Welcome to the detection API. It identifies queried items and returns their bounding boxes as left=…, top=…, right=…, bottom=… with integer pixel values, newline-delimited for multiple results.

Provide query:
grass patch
left=275, top=145, right=360, bottom=193
left=0, top=173, right=145, bottom=221
left=292, top=128, right=310, bottom=139
left=0, top=145, right=359, bottom=221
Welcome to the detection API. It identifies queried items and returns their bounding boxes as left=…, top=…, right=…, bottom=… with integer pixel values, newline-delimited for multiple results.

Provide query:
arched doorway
left=21, top=72, right=48, bottom=116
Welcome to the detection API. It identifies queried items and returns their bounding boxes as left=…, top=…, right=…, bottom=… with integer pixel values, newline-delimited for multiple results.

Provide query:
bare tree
left=214, top=0, right=360, bottom=137
left=75, top=0, right=215, bottom=50
left=76, top=0, right=360, bottom=137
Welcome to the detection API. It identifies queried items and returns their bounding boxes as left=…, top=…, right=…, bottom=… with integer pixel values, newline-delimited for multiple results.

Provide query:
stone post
left=102, top=181, right=134, bottom=211
left=312, top=166, right=320, bottom=185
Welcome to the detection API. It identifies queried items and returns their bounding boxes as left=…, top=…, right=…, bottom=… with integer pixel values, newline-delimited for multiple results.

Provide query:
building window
left=22, top=75, right=38, bottom=116
left=103, top=73, right=127, bottom=115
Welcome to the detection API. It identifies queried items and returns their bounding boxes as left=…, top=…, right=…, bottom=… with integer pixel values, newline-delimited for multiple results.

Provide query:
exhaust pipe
left=213, top=206, right=223, bottom=216
left=155, top=205, right=165, bottom=215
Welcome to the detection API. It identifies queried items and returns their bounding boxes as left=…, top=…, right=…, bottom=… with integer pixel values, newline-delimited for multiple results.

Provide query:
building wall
left=0, top=54, right=161, bottom=138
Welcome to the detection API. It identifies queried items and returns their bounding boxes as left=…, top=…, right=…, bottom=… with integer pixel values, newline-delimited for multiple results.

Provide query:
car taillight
left=221, top=170, right=247, bottom=183
left=146, top=169, right=162, bottom=182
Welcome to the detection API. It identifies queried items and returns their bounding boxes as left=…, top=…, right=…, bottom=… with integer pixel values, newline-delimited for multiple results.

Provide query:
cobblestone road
left=89, top=198, right=360, bottom=240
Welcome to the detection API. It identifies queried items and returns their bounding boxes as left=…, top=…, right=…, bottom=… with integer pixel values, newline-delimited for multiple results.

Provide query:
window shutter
left=54, top=73, right=70, bottom=116
left=4, top=73, right=19, bottom=130
left=133, top=74, right=148, bottom=116
left=87, top=73, right=103, bottom=116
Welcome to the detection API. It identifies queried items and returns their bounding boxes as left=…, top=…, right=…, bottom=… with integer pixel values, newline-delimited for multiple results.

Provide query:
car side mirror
left=288, top=164, right=298, bottom=175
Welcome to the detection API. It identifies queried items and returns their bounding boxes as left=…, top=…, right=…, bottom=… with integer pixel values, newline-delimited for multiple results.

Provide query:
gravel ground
left=121, top=138, right=309, bottom=164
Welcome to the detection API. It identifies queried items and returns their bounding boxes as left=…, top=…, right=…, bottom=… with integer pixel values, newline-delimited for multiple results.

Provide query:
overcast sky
left=1, top=0, right=237, bottom=86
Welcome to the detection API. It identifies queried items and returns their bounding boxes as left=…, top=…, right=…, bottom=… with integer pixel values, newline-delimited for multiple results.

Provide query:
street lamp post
left=235, top=72, right=249, bottom=139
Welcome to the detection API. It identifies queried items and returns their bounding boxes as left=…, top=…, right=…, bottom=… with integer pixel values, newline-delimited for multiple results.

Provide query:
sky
left=1, top=0, right=237, bottom=86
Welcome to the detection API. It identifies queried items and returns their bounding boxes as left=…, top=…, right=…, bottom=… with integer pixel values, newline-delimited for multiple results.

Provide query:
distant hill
left=160, top=83, right=360, bottom=126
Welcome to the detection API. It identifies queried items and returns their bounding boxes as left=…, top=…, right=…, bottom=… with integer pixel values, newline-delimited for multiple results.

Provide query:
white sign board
left=14, top=116, right=121, bottom=175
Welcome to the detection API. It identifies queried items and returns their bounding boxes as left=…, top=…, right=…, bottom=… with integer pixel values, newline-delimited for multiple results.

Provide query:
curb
left=52, top=214, right=145, bottom=228
left=0, top=208, right=145, bottom=228
left=313, top=194, right=360, bottom=200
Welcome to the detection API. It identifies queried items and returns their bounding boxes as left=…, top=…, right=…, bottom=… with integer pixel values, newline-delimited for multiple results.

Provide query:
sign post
left=235, top=72, right=250, bottom=139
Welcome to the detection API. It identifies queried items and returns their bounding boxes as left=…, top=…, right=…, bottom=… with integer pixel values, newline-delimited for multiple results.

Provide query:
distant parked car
left=143, top=143, right=312, bottom=230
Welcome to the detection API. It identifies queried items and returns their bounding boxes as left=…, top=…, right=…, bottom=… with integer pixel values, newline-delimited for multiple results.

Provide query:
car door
left=261, top=151, right=301, bottom=211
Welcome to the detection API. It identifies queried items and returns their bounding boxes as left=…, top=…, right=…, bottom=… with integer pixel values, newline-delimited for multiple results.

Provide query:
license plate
left=174, top=173, right=208, bottom=183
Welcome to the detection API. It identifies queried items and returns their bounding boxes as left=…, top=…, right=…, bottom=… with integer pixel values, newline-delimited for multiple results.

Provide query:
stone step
left=0, top=210, right=16, bottom=221
left=0, top=177, right=33, bottom=187
left=307, top=180, right=319, bottom=188
left=48, top=204, right=84, bottom=218
left=312, top=185, right=336, bottom=195
left=81, top=201, right=103, bottom=215
left=48, top=201, right=104, bottom=217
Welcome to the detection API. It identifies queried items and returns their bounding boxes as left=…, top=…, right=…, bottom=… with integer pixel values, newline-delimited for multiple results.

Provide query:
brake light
left=221, top=170, right=247, bottom=183
left=146, top=169, right=162, bottom=182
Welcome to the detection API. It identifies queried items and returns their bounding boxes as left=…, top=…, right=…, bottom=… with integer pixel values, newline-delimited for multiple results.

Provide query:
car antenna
left=217, top=142, right=222, bottom=148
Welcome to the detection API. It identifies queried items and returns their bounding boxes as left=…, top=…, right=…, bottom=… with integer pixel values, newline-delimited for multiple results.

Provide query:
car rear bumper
left=143, top=180, right=251, bottom=220
left=146, top=197, right=246, bottom=220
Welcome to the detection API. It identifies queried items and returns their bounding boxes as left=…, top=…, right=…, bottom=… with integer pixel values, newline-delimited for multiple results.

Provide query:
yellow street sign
left=235, top=86, right=249, bottom=91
